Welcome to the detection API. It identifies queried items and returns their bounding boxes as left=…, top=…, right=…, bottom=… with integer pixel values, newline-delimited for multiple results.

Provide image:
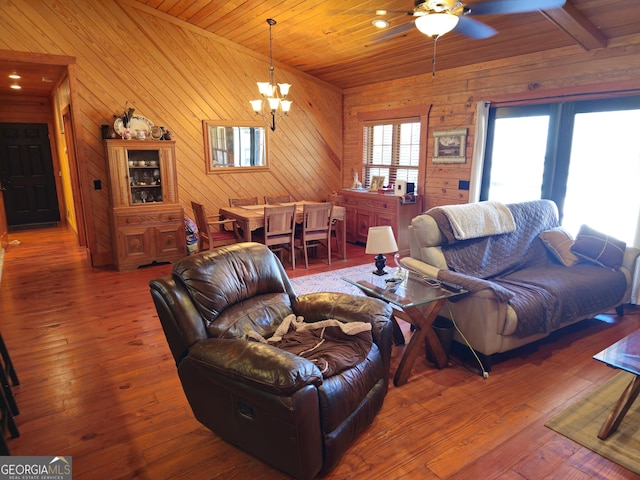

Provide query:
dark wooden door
left=0, top=123, right=60, bottom=227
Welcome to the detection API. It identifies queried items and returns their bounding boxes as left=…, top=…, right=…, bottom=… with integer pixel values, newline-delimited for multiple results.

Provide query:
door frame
left=0, top=51, right=92, bottom=257
left=62, top=105, right=86, bottom=246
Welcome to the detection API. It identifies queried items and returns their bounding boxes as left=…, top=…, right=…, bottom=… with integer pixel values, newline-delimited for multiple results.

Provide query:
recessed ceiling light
left=372, top=18, right=390, bottom=29
left=41, top=77, right=53, bottom=82
left=8, top=74, right=20, bottom=80
left=10, top=84, right=21, bottom=90
left=375, top=10, right=387, bottom=16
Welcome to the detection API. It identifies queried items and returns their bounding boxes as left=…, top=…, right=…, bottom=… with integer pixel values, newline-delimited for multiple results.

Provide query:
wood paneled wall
left=343, top=34, right=640, bottom=211
left=0, top=0, right=342, bottom=266
left=3, top=0, right=640, bottom=266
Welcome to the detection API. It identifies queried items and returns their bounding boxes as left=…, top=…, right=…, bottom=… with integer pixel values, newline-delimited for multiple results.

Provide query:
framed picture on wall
left=433, top=128, right=467, bottom=164
left=369, top=176, right=385, bottom=191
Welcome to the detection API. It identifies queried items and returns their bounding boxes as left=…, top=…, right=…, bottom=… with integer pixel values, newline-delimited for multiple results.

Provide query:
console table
left=334, top=190, right=423, bottom=255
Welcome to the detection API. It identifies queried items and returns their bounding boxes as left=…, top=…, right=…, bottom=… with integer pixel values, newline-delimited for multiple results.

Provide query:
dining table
left=219, top=201, right=347, bottom=260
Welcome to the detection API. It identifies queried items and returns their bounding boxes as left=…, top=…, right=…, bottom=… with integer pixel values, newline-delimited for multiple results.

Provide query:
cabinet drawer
left=160, top=210, right=183, bottom=223
left=117, top=215, right=142, bottom=225
left=341, top=196, right=398, bottom=211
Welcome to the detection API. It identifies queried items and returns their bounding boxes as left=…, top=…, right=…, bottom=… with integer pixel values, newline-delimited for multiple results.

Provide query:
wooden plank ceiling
left=127, top=0, right=640, bottom=89
left=1, top=0, right=640, bottom=97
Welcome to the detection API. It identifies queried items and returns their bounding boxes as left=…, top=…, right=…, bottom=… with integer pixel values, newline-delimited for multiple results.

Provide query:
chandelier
left=250, top=18, right=292, bottom=132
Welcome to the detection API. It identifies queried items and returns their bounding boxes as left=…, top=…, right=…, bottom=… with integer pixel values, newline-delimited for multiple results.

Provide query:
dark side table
left=593, top=329, right=640, bottom=440
left=343, top=270, right=466, bottom=387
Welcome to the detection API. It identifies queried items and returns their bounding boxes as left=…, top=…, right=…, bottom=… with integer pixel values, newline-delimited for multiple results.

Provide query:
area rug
left=290, top=264, right=377, bottom=296
left=546, top=371, right=640, bottom=474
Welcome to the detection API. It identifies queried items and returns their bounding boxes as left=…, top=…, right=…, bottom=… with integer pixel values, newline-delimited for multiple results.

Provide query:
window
left=481, top=95, right=640, bottom=245
left=362, top=119, right=420, bottom=189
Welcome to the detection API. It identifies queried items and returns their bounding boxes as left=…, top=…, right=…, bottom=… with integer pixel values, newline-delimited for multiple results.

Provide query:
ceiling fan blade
left=327, top=9, right=413, bottom=15
left=468, top=0, right=566, bottom=16
left=375, top=21, right=416, bottom=42
left=454, top=16, right=497, bottom=39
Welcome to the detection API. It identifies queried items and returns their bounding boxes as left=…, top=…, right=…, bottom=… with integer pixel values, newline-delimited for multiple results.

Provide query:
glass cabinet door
left=126, top=149, right=163, bottom=204
left=105, top=139, right=178, bottom=208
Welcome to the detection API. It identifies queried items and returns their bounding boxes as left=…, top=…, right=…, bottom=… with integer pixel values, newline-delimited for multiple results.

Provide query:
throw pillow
left=570, top=225, right=626, bottom=269
left=539, top=227, right=579, bottom=267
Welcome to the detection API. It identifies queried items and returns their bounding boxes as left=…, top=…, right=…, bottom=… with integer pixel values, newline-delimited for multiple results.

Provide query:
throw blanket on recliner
left=247, top=314, right=373, bottom=377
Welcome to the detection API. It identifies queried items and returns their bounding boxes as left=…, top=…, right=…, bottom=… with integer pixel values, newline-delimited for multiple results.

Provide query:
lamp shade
left=249, top=100, right=263, bottom=113
left=415, top=13, right=459, bottom=38
left=365, top=226, right=398, bottom=254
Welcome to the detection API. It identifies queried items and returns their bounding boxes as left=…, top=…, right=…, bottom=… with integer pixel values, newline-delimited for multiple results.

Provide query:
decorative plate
left=114, top=115, right=154, bottom=136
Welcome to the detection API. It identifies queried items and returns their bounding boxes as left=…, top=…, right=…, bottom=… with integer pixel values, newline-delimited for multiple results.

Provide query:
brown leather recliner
left=149, top=242, right=393, bottom=480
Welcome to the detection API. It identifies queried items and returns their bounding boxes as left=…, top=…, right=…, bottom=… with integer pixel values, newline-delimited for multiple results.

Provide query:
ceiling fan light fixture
left=415, top=12, right=459, bottom=38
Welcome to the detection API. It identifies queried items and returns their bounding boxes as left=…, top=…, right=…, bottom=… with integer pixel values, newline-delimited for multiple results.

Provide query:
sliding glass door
left=481, top=95, right=640, bottom=245
left=482, top=106, right=550, bottom=203
left=563, top=108, right=640, bottom=243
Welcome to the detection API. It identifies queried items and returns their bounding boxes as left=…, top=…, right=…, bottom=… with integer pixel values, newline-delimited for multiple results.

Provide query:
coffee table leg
left=394, top=299, right=447, bottom=387
left=598, top=374, right=640, bottom=440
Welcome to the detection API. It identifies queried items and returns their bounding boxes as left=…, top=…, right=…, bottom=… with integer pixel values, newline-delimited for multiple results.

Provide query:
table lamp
left=365, top=226, right=398, bottom=276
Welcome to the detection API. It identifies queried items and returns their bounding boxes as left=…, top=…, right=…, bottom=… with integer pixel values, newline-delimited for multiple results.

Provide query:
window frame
left=362, top=119, right=421, bottom=188
left=480, top=95, right=640, bottom=219
left=357, top=106, right=430, bottom=191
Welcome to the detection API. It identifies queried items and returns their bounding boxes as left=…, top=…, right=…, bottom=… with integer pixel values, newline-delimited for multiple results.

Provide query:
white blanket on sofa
left=438, top=201, right=516, bottom=240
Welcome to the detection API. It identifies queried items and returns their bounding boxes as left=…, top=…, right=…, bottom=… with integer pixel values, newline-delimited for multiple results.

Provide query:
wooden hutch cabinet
left=335, top=190, right=423, bottom=254
left=105, top=140, right=185, bottom=271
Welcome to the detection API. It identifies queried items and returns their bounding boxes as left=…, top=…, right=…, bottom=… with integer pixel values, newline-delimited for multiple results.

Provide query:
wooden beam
left=541, top=2, right=608, bottom=51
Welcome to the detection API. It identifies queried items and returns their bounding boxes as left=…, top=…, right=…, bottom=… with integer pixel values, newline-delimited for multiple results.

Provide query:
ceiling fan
left=374, top=0, right=566, bottom=75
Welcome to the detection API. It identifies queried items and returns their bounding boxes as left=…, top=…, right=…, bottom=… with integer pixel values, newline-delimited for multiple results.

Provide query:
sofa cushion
left=539, top=227, right=579, bottom=267
left=410, top=213, right=445, bottom=247
left=419, top=246, right=448, bottom=270
left=570, top=225, right=626, bottom=269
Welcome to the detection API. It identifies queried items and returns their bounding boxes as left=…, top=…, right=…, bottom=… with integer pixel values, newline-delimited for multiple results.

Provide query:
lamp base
left=372, top=254, right=388, bottom=276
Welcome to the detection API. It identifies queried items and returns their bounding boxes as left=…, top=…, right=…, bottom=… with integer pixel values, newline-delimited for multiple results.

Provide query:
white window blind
left=362, top=119, right=420, bottom=188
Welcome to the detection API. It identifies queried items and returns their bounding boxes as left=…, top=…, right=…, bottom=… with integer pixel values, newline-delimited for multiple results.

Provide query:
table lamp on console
left=365, top=226, right=399, bottom=276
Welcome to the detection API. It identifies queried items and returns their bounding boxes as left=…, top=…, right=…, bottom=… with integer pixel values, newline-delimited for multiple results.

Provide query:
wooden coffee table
left=593, top=329, right=640, bottom=440
left=343, top=270, right=466, bottom=387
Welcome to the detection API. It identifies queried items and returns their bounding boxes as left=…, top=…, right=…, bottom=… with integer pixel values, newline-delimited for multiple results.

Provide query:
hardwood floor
left=1, top=225, right=639, bottom=479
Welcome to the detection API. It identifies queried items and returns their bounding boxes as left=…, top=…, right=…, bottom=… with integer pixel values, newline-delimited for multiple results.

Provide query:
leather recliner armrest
left=186, top=337, right=323, bottom=396
left=293, top=292, right=392, bottom=345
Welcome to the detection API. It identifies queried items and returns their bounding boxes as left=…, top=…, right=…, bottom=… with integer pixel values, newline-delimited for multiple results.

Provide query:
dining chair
left=229, top=197, right=259, bottom=207
left=296, top=202, right=333, bottom=269
left=191, top=201, right=241, bottom=252
left=262, top=204, right=297, bottom=269
left=264, top=194, right=292, bottom=204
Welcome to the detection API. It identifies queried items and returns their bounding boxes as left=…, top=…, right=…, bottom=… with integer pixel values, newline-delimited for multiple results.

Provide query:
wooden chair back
left=264, top=194, right=292, bottom=205
left=297, top=202, right=333, bottom=268
left=229, top=197, right=259, bottom=207
left=191, top=201, right=240, bottom=252
left=263, top=204, right=297, bottom=269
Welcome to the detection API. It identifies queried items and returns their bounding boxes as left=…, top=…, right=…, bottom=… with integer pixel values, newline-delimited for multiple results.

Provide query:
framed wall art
left=433, top=128, right=467, bottom=164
